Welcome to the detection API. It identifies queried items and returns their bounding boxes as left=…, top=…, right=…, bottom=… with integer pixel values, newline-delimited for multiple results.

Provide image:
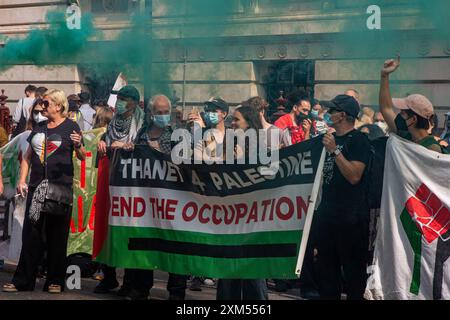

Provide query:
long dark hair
left=235, top=105, right=263, bottom=130
left=27, top=98, right=45, bottom=130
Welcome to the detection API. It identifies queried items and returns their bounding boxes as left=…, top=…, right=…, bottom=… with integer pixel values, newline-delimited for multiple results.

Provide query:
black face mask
left=395, top=114, right=409, bottom=131
left=296, top=112, right=309, bottom=123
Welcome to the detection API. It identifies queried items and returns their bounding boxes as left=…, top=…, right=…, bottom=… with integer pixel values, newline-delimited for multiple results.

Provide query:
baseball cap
left=112, top=85, right=140, bottom=102
left=78, top=92, right=90, bottom=102
left=204, top=97, right=229, bottom=113
left=392, top=94, right=434, bottom=120
left=320, top=94, right=360, bottom=118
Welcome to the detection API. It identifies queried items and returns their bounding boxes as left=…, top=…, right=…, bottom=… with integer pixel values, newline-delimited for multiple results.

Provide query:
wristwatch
left=333, top=148, right=341, bottom=156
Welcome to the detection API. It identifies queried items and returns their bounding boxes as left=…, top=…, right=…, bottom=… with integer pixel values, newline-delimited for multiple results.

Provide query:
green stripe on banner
left=95, top=226, right=302, bottom=279
left=400, top=208, right=422, bottom=295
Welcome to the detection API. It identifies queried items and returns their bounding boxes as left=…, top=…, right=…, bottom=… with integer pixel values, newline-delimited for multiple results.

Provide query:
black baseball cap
left=320, top=94, right=360, bottom=118
left=204, top=97, right=229, bottom=113
left=111, top=85, right=140, bottom=102
left=78, top=91, right=90, bottom=102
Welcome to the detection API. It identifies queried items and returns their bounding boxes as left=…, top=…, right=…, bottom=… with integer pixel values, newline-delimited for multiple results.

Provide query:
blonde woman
left=3, top=89, right=86, bottom=294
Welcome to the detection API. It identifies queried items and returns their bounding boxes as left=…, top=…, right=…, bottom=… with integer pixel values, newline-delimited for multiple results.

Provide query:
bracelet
left=333, top=148, right=341, bottom=156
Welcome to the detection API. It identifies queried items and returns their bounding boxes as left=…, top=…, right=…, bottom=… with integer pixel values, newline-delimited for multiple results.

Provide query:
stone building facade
left=1, top=0, right=449, bottom=127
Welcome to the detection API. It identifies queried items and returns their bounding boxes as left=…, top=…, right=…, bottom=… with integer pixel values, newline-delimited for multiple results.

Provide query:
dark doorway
left=260, top=60, right=315, bottom=117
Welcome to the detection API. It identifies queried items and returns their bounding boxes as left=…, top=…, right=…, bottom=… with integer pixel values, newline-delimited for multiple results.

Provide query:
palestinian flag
left=92, top=137, right=324, bottom=279
left=368, top=135, right=450, bottom=300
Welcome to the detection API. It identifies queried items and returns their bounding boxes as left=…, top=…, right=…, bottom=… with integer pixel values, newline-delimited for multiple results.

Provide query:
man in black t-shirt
left=315, top=95, right=371, bottom=300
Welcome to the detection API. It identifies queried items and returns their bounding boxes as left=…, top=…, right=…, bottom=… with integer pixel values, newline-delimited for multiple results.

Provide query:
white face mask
left=375, top=121, right=388, bottom=133
left=33, top=113, right=48, bottom=124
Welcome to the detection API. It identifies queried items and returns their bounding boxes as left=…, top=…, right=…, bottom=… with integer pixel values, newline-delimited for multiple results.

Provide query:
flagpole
left=295, top=147, right=326, bottom=277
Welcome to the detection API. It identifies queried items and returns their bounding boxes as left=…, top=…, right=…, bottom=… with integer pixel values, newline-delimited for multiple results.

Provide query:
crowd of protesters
left=0, top=57, right=449, bottom=300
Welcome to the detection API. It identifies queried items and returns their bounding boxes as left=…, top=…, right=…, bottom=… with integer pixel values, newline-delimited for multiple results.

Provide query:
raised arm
left=379, top=55, right=401, bottom=133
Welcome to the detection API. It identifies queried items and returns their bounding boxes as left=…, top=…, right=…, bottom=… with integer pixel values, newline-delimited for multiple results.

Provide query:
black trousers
left=217, top=279, right=268, bottom=300
left=103, top=266, right=187, bottom=298
left=12, top=188, right=72, bottom=291
left=315, top=220, right=369, bottom=300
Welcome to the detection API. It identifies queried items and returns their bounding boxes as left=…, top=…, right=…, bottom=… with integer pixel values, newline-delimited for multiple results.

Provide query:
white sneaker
left=204, top=279, right=215, bottom=286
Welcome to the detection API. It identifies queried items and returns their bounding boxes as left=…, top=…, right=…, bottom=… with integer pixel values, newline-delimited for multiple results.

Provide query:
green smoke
left=1, top=1, right=450, bottom=103
left=0, top=8, right=171, bottom=99
left=0, top=11, right=96, bottom=66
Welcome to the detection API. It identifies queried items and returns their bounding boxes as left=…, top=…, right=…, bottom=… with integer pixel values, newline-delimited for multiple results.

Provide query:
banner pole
left=295, top=147, right=326, bottom=277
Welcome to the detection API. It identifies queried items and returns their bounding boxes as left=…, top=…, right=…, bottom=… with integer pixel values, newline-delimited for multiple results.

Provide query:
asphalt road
left=0, top=263, right=303, bottom=300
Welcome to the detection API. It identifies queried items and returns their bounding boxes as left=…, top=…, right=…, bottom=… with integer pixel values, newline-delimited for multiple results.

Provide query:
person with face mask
left=0, top=99, right=47, bottom=266
left=274, top=90, right=313, bottom=146
left=373, top=112, right=389, bottom=135
left=379, top=55, right=442, bottom=153
left=380, top=57, right=450, bottom=299
left=0, top=100, right=47, bottom=193
left=131, top=95, right=174, bottom=153
left=119, top=94, right=189, bottom=300
left=314, top=94, right=372, bottom=300
left=94, top=85, right=144, bottom=298
left=188, top=97, right=230, bottom=163
left=97, top=85, right=144, bottom=156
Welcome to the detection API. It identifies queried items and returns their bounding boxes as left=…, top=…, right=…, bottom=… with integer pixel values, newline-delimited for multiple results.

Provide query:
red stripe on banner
left=77, top=196, right=86, bottom=233
left=88, top=194, right=96, bottom=231
left=93, top=155, right=110, bottom=259
left=70, top=217, right=76, bottom=233
left=80, top=152, right=92, bottom=189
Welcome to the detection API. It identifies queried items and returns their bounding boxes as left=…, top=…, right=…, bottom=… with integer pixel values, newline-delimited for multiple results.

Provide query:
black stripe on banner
left=128, top=238, right=297, bottom=258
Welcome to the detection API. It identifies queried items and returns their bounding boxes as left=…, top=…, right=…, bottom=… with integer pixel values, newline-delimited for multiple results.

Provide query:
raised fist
left=381, top=55, right=400, bottom=76
left=405, top=183, right=450, bottom=244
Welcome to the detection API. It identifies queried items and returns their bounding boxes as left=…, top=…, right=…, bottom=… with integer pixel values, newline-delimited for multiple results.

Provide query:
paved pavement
left=0, top=263, right=304, bottom=300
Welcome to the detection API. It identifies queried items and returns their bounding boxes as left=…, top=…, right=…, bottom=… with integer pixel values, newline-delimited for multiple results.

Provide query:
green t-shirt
left=398, top=130, right=443, bottom=154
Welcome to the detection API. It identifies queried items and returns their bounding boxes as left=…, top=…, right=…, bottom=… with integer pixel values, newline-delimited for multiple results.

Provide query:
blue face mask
left=115, top=100, right=128, bottom=115
left=311, top=110, right=319, bottom=117
left=323, top=113, right=333, bottom=126
left=204, top=112, right=220, bottom=127
left=153, top=114, right=171, bottom=128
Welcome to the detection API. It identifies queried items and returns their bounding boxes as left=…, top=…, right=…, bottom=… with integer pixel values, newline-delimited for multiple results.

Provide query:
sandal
left=48, top=284, right=62, bottom=294
left=2, top=283, right=18, bottom=292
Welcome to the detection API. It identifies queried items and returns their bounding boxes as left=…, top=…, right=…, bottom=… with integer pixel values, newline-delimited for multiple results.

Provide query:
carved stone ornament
left=256, top=46, right=266, bottom=59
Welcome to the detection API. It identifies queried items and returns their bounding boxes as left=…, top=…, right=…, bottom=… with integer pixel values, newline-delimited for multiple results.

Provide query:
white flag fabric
left=368, top=134, right=450, bottom=300
left=107, top=73, right=127, bottom=108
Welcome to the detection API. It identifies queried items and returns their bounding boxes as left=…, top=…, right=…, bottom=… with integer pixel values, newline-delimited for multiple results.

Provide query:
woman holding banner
left=2, top=89, right=86, bottom=294
left=215, top=105, right=269, bottom=301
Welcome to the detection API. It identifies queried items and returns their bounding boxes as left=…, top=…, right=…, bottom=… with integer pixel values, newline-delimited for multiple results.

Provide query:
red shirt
left=274, top=113, right=306, bottom=144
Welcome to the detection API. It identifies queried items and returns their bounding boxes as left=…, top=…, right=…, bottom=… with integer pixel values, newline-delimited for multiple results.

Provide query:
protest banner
left=368, top=135, right=450, bottom=300
left=67, top=128, right=105, bottom=255
left=94, top=137, right=324, bottom=279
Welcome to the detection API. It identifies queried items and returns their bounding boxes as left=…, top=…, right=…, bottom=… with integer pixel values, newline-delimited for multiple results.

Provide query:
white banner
left=367, top=134, right=450, bottom=300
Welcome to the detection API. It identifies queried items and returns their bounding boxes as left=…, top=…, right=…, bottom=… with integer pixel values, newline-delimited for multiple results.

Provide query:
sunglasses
left=42, top=100, right=50, bottom=109
left=32, top=110, right=45, bottom=115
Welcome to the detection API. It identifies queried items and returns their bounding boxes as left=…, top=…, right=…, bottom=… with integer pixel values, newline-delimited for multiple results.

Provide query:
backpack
left=364, top=137, right=388, bottom=210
